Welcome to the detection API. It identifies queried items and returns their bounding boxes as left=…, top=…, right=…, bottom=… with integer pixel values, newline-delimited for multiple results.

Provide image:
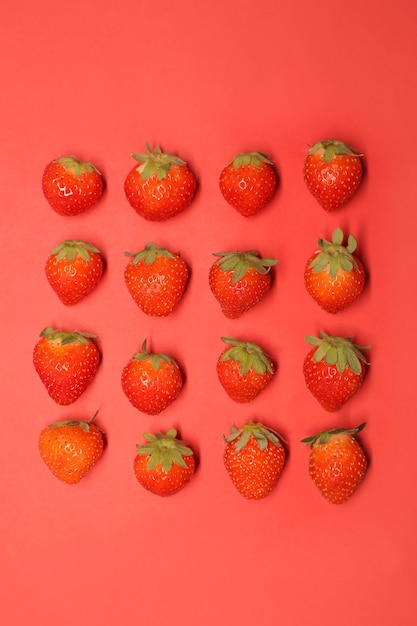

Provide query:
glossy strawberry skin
left=42, top=156, right=103, bottom=216
left=134, top=452, right=195, bottom=496
left=209, top=263, right=272, bottom=318
left=216, top=343, right=275, bottom=403
left=219, top=154, right=277, bottom=216
left=39, top=420, right=104, bottom=484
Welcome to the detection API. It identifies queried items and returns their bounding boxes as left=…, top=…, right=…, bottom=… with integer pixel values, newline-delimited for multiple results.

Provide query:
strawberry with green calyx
left=124, top=143, right=196, bottom=221
left=304, top=227, right=365, bottom=313
left=134, top=428, right=195, bottom=496
left=303, top=332, right=370, bottom=411
left=217, top=337, right=275, bottom=403
left=223, top=421, right=286, bottom=499
left=219, top=151, right=278, bottom=217
left=209, top=250, right=278, bottom=318
left=121, top=339, right=183, bottom=415
left=45, top=239, right=104, bottom=305
left=301, top=423, right=368, bottom=504
left=42, top=155, right=104, bottom=216
left=124, top=242, right=189, bottom=316
left=39, top=412, right=104, bottom=484
left=33, top=327, right=100, bottom=405
left=303, top=139, right=363, bottom=211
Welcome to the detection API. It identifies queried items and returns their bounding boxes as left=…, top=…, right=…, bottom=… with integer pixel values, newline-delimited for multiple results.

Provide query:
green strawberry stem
left=39, top=327, right=97, bottom=346
left=301, top=422, right=366, bottom=446
left=213, top=250, right=278, bottom=283
left=54, top=156, right=101, bottom=176
left=224, top=421, right=284, bottom=453
left=227, top=151, right=274, bottom=169
left=131, top=143, right=187, bottom=181
left=220, top=337, right=273, bottom=376
left=305, top=332, right=370, bottom=375
left=308, top=140, right=363, bottom=163
left=47, top=411, right=103, bottom=433
left=136, top=428, right=193, bottom=472
left=308, top=228, right=361, bottom=278
left=131, top=339, right=178, bottom=371
left=124, top=242, right=175, bottom=266
left=50, top=240, right=101, bottom=262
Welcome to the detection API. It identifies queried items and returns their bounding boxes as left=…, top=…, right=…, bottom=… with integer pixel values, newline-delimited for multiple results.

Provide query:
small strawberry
left=217, top=337, right=275, bottom=403
left=209, top=250, right=278, bottom=318
left=303, top=332, right=370, bottom=411
left=223, top=421, right=286, bottom=499
left=124, top=143, right=196, bottom=221
left=304, top=228, right=365, bottom=313
left=303, top=139, right=363, bottom=211
left=121, top=339, right=183, bottom=415
left=301, top=423, right=368, bottom=504
left=33, top=327, right=100, bottom=405
left=39, top=413, right=104, bottom=484
left=45, top=239, right=104, bottom=305
left=219, top=151, right=278, bottom=217
left=134, top=428, right=195, bottom=496
left=42, top=155, right=104, bottom=216
left=124, top=243, right=189, bottom=316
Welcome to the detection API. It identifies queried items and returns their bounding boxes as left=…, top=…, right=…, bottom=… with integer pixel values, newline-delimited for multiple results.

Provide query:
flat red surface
left=1, top=1, right=416, bottom=625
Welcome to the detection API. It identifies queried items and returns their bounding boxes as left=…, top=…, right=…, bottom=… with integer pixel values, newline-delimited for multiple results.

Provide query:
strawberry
left=301, top=423, right=367, bottom=504
left=223, top=421, right=286, bottom=499
left=121, top=339, right=183, bottom=415
left=45, top=239, right=104, bottom=305
left=124, top=243, right=189, bottom=316
left=134, top=428, right=195, bottom=496
left=124, top=143, right=196, bottom=221
left=303, top=139, right=363, bottom=211
left=39, top=413, right=104, bottom=484
left=209, top=250, right=277, bottom=318
left=303, top=332, right=369, bottom=411
left=304, top=228, right=365, bottom=313
left=217, top=337, right=275, bottom=402
left=219, top=151, right=278, bottom=217
left=33, top=327, right=100, bottom=405
left=42, top=155, right=104, bottom=216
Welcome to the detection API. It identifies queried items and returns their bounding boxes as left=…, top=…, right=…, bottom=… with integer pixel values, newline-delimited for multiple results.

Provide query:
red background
left=1, top=1, right=416, bottom=624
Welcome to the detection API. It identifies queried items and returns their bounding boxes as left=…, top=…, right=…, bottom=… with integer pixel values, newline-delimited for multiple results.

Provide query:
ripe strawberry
left=124, top=143, right=196, bottom=221
left=303, top=139, right=363, bottom=211
left=223, top=421, right=286, bottom=499
left=219, top=151, right=278, bottom=216
left=121, top=339, right=183, bottom=415
left=42, top=155, right=104, bottom=216
left=209, top=250, right=277, bottom=318
left=134, top=428, right=195, bottom=496
left=217, top=337, right=275, bottom=402
left=301, top=423, right=367, bottom=504
left=303, top=332, right=369, bottom=411
left=45, top=239, right=104, bottom=305
left=304, top=228, right=365, bottom=313
left=39, top=413, right=104, bottom=484
left=124, top=243, right=189, bottom=316
left=33, top=327, right=100, bottom=405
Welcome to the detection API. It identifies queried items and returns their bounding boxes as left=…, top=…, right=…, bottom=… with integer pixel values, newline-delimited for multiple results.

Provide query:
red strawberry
left=219, top=151, right=278, bottom=217
left=209, top=250, right=278, bottom=318
left=134, top=428, right=195, bottom=496
left=124, top=143, right=196, bottom=221
left=124, top=243, right=189, bottom=316
left=303, top=139, right=363, bottom=211
left=303, top=332, right=369, bottom=411
left=217, top=337, right=275, bottom=402
left=301, top=423, right=368, bottom=504
left=304, top=228, right=365, bottom=313
left=39, top=413, right=104, bottom=484
left=121, top=339, right=183, bottom=415
left=223, top=421, right=286, bottom=499
left=42, top=155, right=104, bottom=216
left=45, top=239, right=104, bottom=305
left=33, top=327, right=100, bottom=405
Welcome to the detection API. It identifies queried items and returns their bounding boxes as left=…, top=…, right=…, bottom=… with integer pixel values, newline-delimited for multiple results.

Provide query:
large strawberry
left=124, top=143, right=196, bottom=221
left=304, top=228, right=365, bottom=313
left=303, top=139, right=363, bottom=211
left=39, top=414, right=104, bottom=484
left=33, top=327, right=100, bottom=405
left=42, top=155, right=104, bottom=216
left=217, top=337, right=275, bottom=402
left=301, top=423, right=368, bottom=504
left=134, top=428, right=195, bottom=496
left=209, top=250, right=277, bottom=318
left=303, top=332, right=369, bottom=411
left=121, top=339, right=183, bottom=414
left=124, top=243, right=189, bottom=316
left=219, top=151, right=278, bottom=217
left=223, top=421, right=286, bottom=499
left=45, top=239, right=104, bottom=305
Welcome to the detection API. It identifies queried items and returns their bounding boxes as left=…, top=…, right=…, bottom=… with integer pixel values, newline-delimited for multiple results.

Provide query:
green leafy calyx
left=131, top=143, right=187, bottom=180
left=39, top=327, right=97, bottom=346
left=136, top=428, right=194, bottom=472
left=48, top=411, right=103, bottom=433
left=301, top=422, right=366, bottom=446
left=220, top=337, right=273, bottom=376
left=224, top=421, right=283, bottom=453
left=131, top=339, right=177, bottom=371
left=308, top=228, right=361, bottom=278
left=227, top=151, right=274, bottom=169
left=50, top=240, right=101, bottom=263
left=124, top=242, right=176, bottom=266
left=305, top=332, right=370, bottom=375
left=308, top=140, right=363, bottom=163
left=213, top=250, right=278, bottom=283
left=55, top=156, right=100, bottom=176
